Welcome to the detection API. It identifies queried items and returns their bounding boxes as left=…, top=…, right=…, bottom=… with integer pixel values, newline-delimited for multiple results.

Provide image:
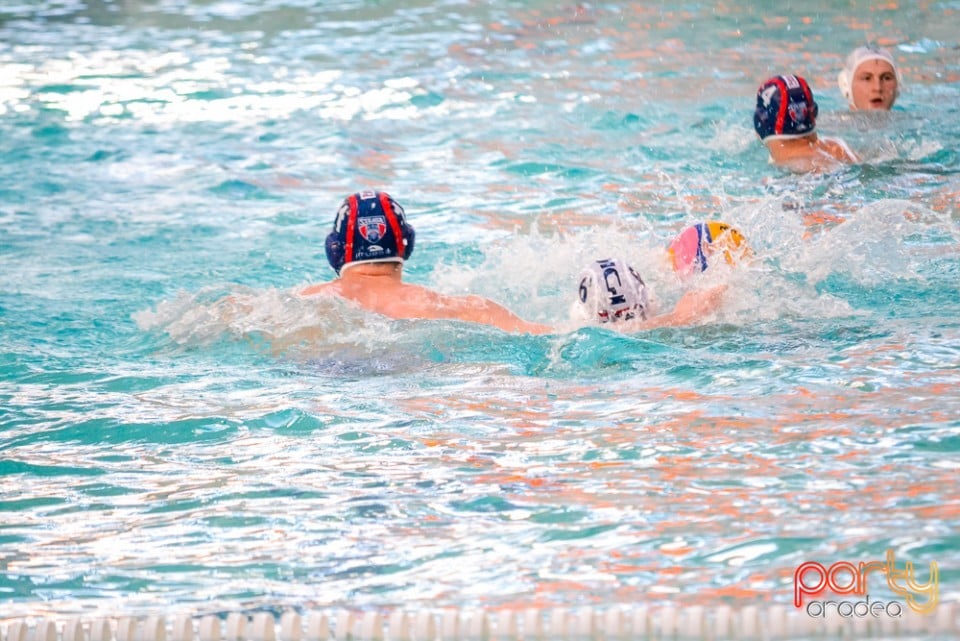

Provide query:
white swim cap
left=576, top=257, right=649, bottom=324
left=838, top=45, right=902, bottom=107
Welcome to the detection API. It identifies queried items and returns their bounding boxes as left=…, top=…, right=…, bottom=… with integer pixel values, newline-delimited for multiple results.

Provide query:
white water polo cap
left=838, top=45, right=902, bottom=107
left=576, top=257, right=649, bottom=324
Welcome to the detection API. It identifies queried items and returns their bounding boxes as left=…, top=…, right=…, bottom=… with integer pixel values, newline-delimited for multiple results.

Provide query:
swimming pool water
left=1, top=0, right=959, bottom=635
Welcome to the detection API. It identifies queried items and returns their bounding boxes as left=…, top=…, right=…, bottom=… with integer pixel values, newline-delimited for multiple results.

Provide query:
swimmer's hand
left=671, top=285, right=727, bottom=324
left=618, top=285, right=727, bottom=332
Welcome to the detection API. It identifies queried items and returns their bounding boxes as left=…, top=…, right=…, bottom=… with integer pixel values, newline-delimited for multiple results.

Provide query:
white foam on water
left=133, top=284, right=397, bottom=355
left=134, top=194, right=956, bottom=349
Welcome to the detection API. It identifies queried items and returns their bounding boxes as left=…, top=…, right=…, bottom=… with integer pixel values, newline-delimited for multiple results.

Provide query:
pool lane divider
left=1, top=603, right=958, bottom=640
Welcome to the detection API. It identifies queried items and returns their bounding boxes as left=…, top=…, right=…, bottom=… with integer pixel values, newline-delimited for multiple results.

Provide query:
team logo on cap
left=788, top=101, right=810, bottom=126
left=358, top=216, right=387, bottom=243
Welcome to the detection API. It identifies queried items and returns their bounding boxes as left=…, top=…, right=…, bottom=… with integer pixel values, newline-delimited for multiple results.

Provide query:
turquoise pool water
left=1, top=0, right=959, bottom=631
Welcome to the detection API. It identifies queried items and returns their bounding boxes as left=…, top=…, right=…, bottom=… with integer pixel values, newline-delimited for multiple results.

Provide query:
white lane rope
left=2, top=603, right=958, bottom=641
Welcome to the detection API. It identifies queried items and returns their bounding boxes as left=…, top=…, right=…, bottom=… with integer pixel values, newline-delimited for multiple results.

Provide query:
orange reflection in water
left=387, top=372, right=957, bottom=609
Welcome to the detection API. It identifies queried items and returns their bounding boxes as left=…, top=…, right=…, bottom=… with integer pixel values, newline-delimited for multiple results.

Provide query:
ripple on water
left=1, top=0, right=958, bottom=620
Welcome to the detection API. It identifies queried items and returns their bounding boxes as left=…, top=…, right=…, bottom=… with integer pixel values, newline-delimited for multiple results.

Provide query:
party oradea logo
left=794, top=549, right=938, bottom=618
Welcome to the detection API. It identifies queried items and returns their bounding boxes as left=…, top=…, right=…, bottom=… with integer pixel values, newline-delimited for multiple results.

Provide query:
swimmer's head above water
left=753, top=74, right=819, bottom=142
left=325, top=190, right=416, bottom=275
left=575, top=257, right=649, bottom=324
left=303, top=190, right=551, bottom=335
left=838, top=45, right=901, bottom=111
left=752, top=74, right=857, bottom=171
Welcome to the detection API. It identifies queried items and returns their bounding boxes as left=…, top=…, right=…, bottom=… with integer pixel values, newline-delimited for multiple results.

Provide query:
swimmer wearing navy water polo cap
left=574, top=257, right=726, bottom=330
left=323, top=190, right=416, bottom=275
left=300, top=190, right=552, bottom=335
left=753, top=74, right=859, bottom=172
left=838, top=45, right=902, bottom=111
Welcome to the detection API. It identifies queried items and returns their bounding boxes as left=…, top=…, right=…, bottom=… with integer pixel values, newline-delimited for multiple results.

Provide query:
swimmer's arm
left=620, top=285, right=727, bottom=331
left=446, top=295, right=554, bottom=335
left=821, top=136, right=860, bottom=163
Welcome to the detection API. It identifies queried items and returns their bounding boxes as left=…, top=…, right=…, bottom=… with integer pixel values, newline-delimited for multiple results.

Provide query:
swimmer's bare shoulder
left=300, top=281, right=340, bottom=297
left=819, top=136, right=860, bottom=163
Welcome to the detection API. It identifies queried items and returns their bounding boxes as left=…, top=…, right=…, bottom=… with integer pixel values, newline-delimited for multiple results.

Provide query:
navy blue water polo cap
left=754, top=74, right=819, bottom=141
left=325, top=191, right=415, bottom=275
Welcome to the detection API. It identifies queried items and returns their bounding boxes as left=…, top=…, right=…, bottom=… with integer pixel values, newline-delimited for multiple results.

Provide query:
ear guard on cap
left=401, top=223, right=415, bottom=257
left=837, top=69, right=852, bottom=103
left=325, top=192, right=415, bottom=275
left=325, top=231, right=346, bottom=275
